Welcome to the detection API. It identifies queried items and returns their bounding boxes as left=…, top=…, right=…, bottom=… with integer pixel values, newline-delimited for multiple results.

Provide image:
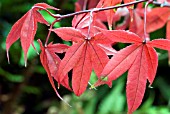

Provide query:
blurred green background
left=0, top=0, right=170, bottom=114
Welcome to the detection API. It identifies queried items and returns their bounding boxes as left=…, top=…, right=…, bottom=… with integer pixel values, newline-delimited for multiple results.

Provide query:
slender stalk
left=45, top=19, right=60, bottom=46
left=87, top=10, right=94, bottom=40
left=58, top=0, right=148, bottom=19
left=143, top=0, right=153, bottom=42
left=32, top=6, right=60, bottom=18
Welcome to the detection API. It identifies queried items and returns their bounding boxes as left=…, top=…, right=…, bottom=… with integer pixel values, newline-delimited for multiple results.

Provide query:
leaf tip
left=24, top=55, right=27, bottom=67
left=148, top=85, right=154, bottom=89
left=89, top=85, right=97, bottom=90
left=31, top=43, right=40, bottom=55
left=25, top=61, right=27, bottom=67
left=88, top=82, right=97, bottom=90
left=168, top=60, right=170, bottom=66
left=58, top=83, right=60, bottom=89
left=7, top=50, right=10, bottom=64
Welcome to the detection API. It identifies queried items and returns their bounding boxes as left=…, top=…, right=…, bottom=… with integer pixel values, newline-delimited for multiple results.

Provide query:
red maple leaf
left=94, top=30, right=170, bottom=113
left=51, top=27, right=114, bottom=96
left=38, top=39, right=71, bottom=105
left=6, top=3, right=58, bottom=66
left=146, top=7, right=170, bottom=33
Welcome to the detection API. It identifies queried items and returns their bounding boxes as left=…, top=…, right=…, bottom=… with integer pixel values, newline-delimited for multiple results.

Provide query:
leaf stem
left=56, top=0, right=148, bottom=19
left=143, top=0, right=153, bottom=42
left=87, top=10, right=94, bottom=40
left=32, top=6, right=60, bottom=18
left=45, top=19, right=60, bottom=46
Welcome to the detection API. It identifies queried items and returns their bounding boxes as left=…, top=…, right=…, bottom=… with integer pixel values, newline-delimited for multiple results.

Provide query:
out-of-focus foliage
left=0, top=0, right=170, bottom=114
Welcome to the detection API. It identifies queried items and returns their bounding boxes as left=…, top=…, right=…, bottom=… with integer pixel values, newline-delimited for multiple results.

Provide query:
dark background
left=0, top=0, right=170, bottom=114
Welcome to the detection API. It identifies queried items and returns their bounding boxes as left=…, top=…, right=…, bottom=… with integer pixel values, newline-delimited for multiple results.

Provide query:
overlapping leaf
left=6, top=3, right=58, bottom=66
left=93, top=29, right=170, bottom=113
left=51, top=27, right=113, bottom=96
left=38, top=39, right=71, bottom=105
left=146, top=7, right=170, bottom=33
left=97, top=0, right=122, bottom=29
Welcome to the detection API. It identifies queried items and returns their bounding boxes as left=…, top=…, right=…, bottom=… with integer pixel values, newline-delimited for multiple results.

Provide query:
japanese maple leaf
left=6, top=3, right=58, bottom=66
left=38, top=39, right=71, bottom=105
left=51, top=27, right=113, bottom=96
left=94, top=30, right=170, bottom=113
left=146, top=7, right=170, bottom=33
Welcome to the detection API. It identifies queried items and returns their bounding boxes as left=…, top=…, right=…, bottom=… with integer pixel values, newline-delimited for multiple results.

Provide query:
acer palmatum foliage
left=6, top=3, right=58, bottom=67
left=6, top=0, right=170, bottom=113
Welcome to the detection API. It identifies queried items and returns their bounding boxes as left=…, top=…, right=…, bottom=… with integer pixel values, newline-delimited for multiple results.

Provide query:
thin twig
left=144, top=0, right=153, bottom=42
left=58, top=0, right=148, bottom=19
left=32, top=6, right=60, bottom=18
left=45, top=19, right=60, bottom=46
